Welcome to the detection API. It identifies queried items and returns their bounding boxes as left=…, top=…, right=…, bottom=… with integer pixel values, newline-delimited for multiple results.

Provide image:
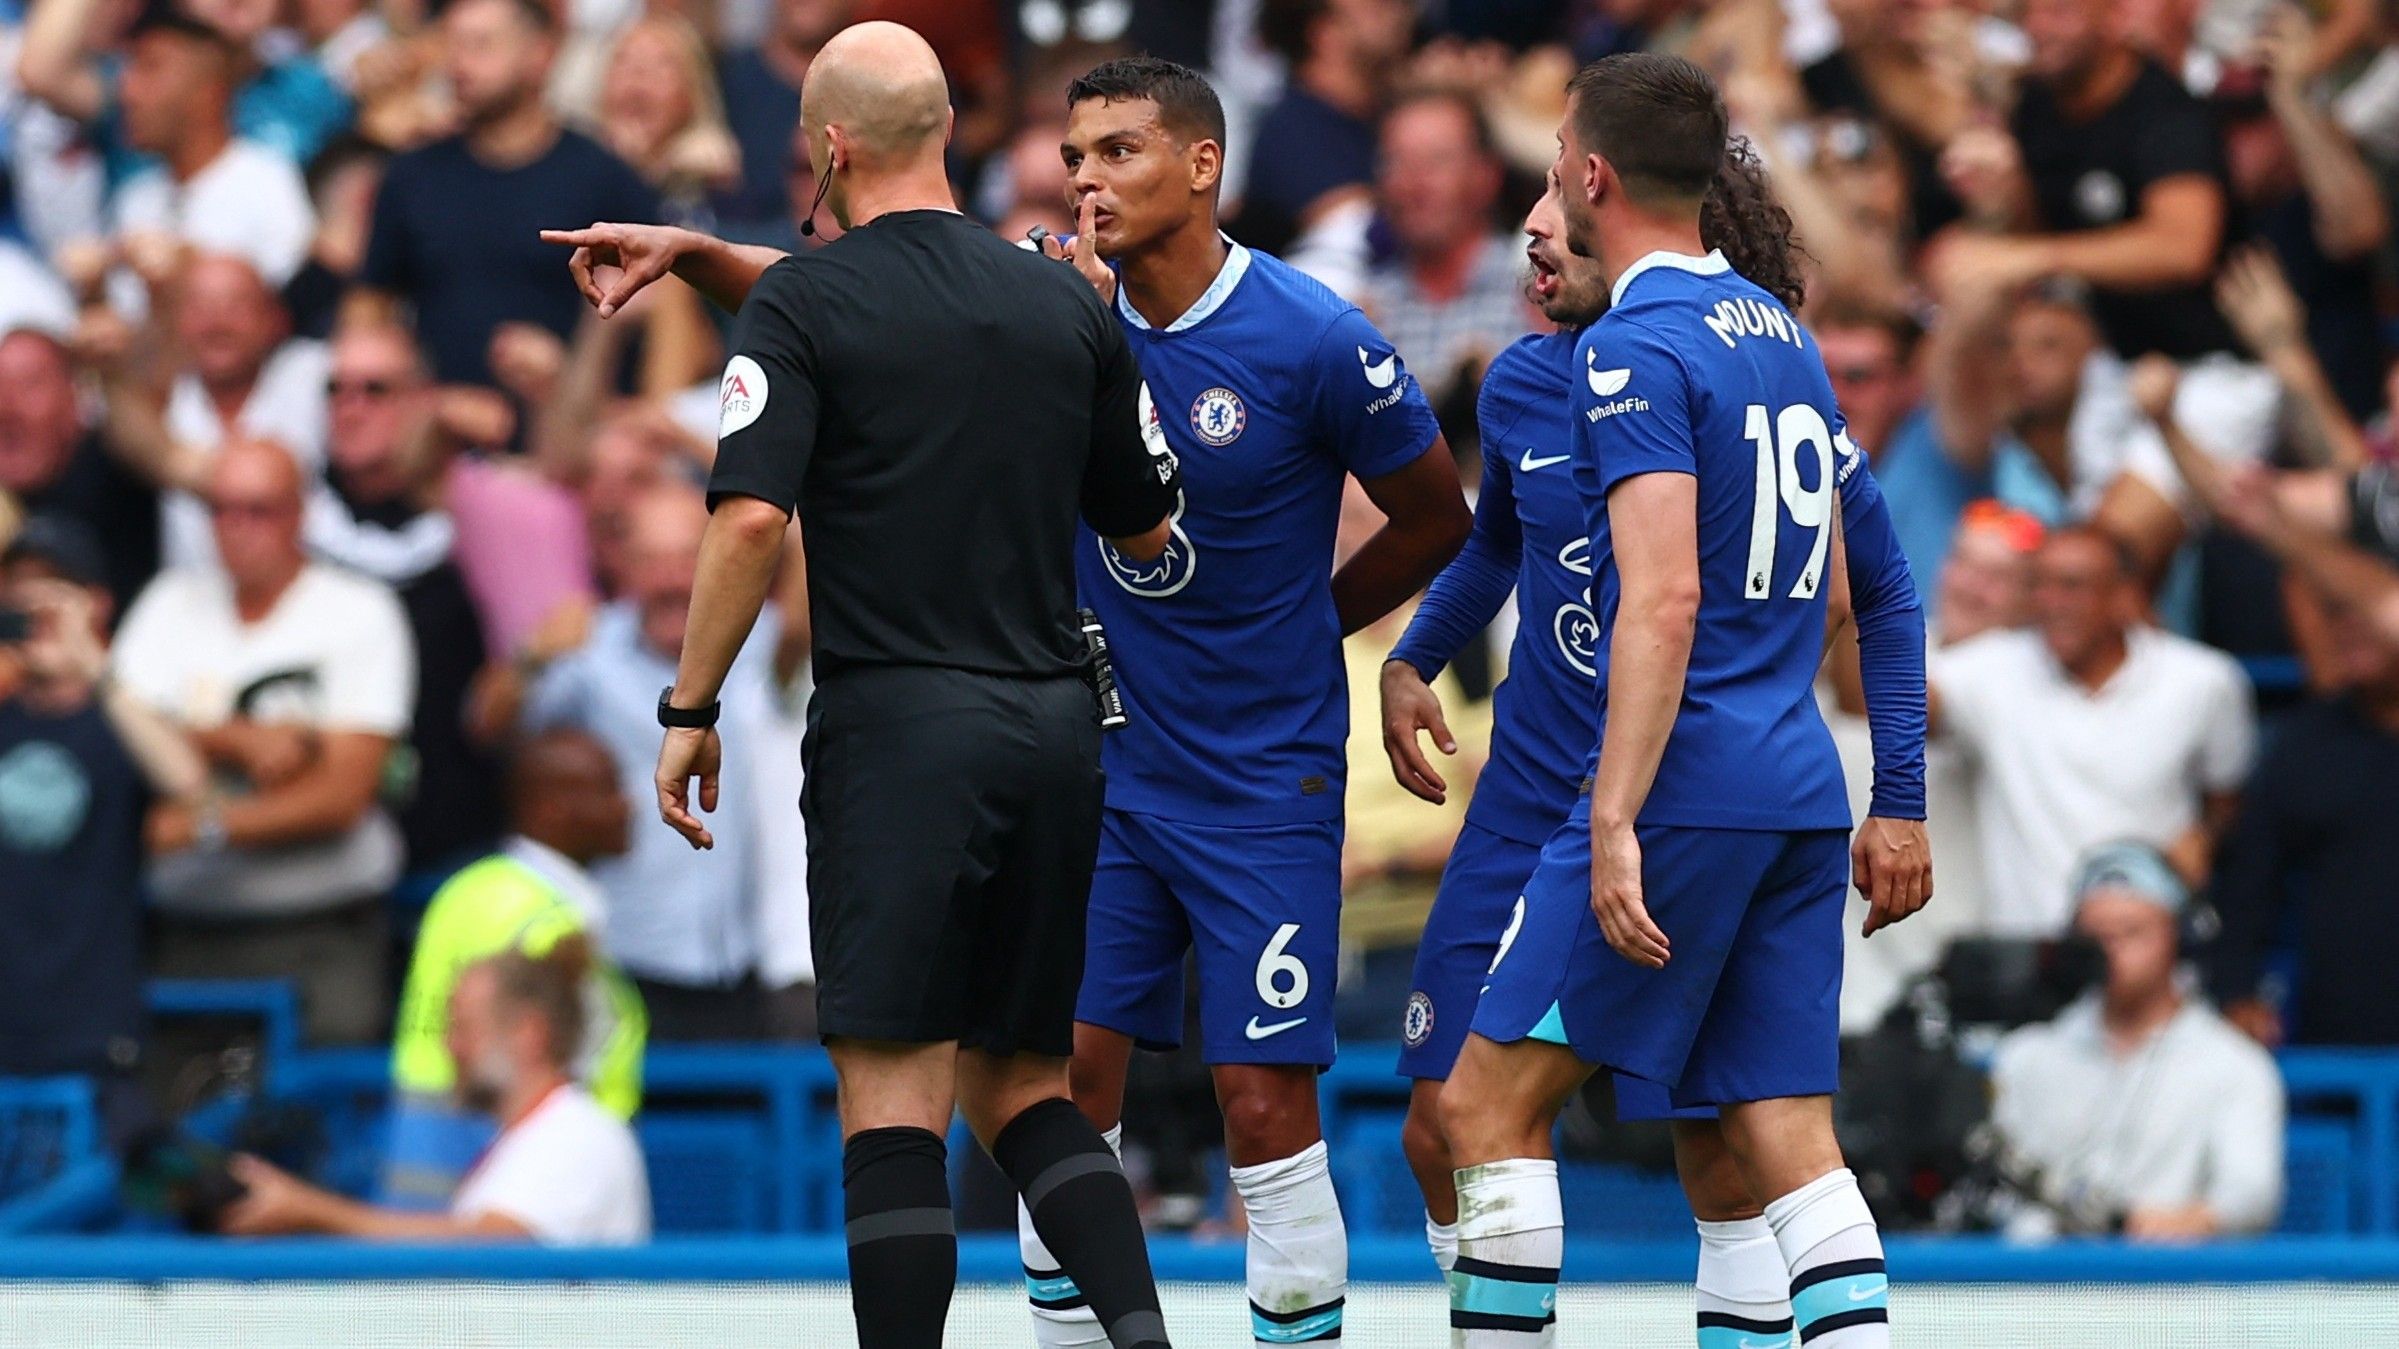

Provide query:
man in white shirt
left=100, top=12, right=316, bottom=303
left=223, top=946, right=652, bottom=1244
left=113, top=438, right=415, bottom=1043
left=1930, top=524, right=2254, bottom=934
left=107, top=254, right=330, bottom=570
left=1989, top=842, right=2285, bottom=1241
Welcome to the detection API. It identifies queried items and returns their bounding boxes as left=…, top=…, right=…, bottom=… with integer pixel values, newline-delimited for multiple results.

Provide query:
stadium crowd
left=5, top=0, right=2399, bottom=1246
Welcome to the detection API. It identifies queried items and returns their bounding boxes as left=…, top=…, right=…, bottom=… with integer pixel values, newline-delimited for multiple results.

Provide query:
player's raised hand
left=1066, top=194, right=1117, bottom=304
left=1590, top=820, right=1670, bottom=969
left=655, top=725, right=723, bottom=850
left=1379, top=659, right=1457, bottom=804
left=1854, top=815, right=1932, bottom=937
left=540, top=222, right=690, bottom=319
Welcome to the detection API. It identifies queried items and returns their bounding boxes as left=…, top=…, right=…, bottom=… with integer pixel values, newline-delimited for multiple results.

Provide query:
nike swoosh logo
left=1357, top=346, right=1399, bottom=389
left=1519, top=449, right=1571, bottom=472
left=1244, top=1015, right=1308, bottom=1040
left=1847, top=1280, right=1888, bottom=1302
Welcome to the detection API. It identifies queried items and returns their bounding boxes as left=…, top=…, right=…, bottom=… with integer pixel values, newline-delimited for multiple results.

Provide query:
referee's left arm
left=658, top=261, right=819, bottom=849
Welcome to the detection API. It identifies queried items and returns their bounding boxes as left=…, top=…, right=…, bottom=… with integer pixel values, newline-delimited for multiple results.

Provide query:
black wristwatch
left=656, top=686, right=721, bottom=729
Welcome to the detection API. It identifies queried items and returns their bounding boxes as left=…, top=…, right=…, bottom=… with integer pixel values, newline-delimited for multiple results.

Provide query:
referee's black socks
left=842, top=1126, right=957, bottom=1348
left=993, top=1097, right=1171, bottom=1348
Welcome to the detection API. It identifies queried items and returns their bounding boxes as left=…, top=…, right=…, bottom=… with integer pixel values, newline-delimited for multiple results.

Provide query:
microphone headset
left=799, top=161, right=834, bottom=238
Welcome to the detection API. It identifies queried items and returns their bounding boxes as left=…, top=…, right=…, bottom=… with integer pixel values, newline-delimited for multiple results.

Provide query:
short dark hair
left=1566, top=53, right=1727, bottom=205
left=1809, top=297, right=1921, bottom=360
left=450, top=0, right=557, bottom=36
left=1255, top=0, right=1330, bottom=65
left=1385, top=88, right=1496, bottom=161
left=1066, top=56, right=1227, bottom=149
left=127, top=5, right=239, bottom=67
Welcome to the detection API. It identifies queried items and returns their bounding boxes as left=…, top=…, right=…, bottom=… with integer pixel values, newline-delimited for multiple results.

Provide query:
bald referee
left=643, top=23, right=1177, bottom=1349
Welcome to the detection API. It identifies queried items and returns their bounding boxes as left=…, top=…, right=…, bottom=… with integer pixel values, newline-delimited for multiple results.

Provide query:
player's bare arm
left=1332, top=449, right=1472, bottom=635
left=657, top=493, right=788, bottom=850
left=1589, top=471, right=1701, bottom=969
left=542, top=223, right=786, bottom=317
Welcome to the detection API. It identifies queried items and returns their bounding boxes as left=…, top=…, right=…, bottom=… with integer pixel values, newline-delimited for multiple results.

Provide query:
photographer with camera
left=1988, top=842, right=2284, bottom=1242
left=0, top=516, right=209, bottom=1142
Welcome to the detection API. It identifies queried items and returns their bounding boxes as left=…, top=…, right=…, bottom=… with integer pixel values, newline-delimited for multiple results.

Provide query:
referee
left=650, top=23, right=1177, bottom=1349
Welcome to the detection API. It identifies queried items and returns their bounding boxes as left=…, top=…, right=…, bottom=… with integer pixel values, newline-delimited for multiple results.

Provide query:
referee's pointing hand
left=541, top=223, right=690, bottom=319
left=656, top=725, right=723, bottom=850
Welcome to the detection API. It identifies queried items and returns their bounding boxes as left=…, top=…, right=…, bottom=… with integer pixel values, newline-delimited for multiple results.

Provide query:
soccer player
left=1436, top=54, right=1930, bottom=1349
left=1023, top=57, right=1470, bottom=1349
left=1382, top=153, right=1834, bottom=1345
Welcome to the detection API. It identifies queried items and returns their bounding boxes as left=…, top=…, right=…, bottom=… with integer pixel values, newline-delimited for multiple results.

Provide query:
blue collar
left=1115, top=237, right=1251, bottom=333
left=1608, top=248, right=1729, bottom=308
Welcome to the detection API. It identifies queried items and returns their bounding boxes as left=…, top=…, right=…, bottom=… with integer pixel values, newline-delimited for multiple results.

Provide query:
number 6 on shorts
left=1255, top=922, right=1309, bottom=1010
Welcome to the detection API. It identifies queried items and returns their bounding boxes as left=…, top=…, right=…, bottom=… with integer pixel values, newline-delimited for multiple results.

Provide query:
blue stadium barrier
left=126, top=980, right=2399, bottom=1243
left=147, top=979, right=305, bottom=1067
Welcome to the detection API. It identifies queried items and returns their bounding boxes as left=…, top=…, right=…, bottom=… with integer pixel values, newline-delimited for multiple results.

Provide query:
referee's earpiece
left=801, top=131, right=840, bottom=238
left=799, top=163, right=834, bottom=238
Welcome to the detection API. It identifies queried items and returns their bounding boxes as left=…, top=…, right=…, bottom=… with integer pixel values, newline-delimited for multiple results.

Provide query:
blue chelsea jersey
left=1573, top=251, right=1852, bottom=831
left=1080, top=242, right=1442, bottom=825
left=1457, top=329, right=1601, bottom=846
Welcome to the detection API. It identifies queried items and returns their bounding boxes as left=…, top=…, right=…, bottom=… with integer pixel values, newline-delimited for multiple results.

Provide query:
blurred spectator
left=2224, top=7, right=2390, bottom=420
left=1810, top=303, right=1976, bottom=604
left=985, top=116, right=1073, bottom=245
left=1929, top=525, right=2255, bottom=934
left=505, top=483, right=806, bottom=1039
left=291, top=0, right=390, bottom=96
left=113, top=439, right=415, bottom=1044
left=223, top=947, right=652, bottom=1243
left=1925, top=277, right=2191, bottom=582
left=1832, top=502, right=2044, bottom=1028
left=714, top=0, right=848, bottom=234
left=0, top=520, right=206, bottom=1140
left=15, top=0, right=349, bottom=173
left=595, top=14, right=741, bottom=221
left=382, top=728, right=646, bottom=1207
left=1361, top=90, right=1524, bottom=415
left=47, top=9, right=318, bottom=306
left=1240, top=0, right=1416, bottom=292
left=0, top=329, right=160, bottom=612
left=1792, top=0, right=1988, bottom=242
left=1990, top=842, right=2284, bottom=1241
left=148, top=254, right=331, bottom=570
left=306, top=322, right=501, bottom=882
left=1937, top=0, right=2233, bottom=363
left=350, top=0, right=660, bottom=387
left=2209, top=601, right=2399, bottom=1047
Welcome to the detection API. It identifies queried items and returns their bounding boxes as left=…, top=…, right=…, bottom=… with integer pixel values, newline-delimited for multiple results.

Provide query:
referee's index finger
left=539, top=227, right=606, bottom=246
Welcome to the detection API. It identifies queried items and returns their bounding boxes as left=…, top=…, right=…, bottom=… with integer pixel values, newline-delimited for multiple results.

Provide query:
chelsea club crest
left=1402, top=991, right=1435, bottom=1048
left=1189, top=387, right=1246, bottom=446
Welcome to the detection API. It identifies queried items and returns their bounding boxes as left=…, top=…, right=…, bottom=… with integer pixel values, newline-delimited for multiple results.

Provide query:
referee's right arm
left=1079, top=309, right=1178, bottom=561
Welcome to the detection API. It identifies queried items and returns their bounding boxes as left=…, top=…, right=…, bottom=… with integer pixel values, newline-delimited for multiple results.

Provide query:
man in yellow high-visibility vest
left=380, top=728, right=647, bottom=1207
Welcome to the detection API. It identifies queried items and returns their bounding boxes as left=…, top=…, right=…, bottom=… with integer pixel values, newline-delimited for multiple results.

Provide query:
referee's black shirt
left=708, top=209, right=1178, bottom=678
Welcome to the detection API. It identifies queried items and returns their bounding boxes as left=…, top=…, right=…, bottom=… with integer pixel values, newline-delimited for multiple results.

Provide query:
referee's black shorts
left=800, top=665, right=1102, bottom=1058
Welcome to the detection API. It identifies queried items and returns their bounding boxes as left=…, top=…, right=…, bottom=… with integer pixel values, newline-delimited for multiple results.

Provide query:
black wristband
left=656, top=686, right=721, bottom=729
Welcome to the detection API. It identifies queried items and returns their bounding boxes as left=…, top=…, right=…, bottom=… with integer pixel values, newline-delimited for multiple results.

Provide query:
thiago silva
left=1028, top=56, right=1470, bottom=1349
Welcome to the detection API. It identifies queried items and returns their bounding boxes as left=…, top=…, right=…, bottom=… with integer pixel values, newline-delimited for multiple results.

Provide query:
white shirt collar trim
left=503, top=834, right=609, bottom=936
left=1609, top=248, right=1730, bottom=308
left=1115, top=236, right=1251, bottom=333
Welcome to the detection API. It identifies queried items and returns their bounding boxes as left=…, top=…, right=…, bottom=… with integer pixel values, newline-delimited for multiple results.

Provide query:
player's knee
left=1435, top=1073, right=1498, bottom=1159
left=1400, top=1097, right=1453, bottom=1181
left=1216, top=1077, right=1317, bottom=1161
